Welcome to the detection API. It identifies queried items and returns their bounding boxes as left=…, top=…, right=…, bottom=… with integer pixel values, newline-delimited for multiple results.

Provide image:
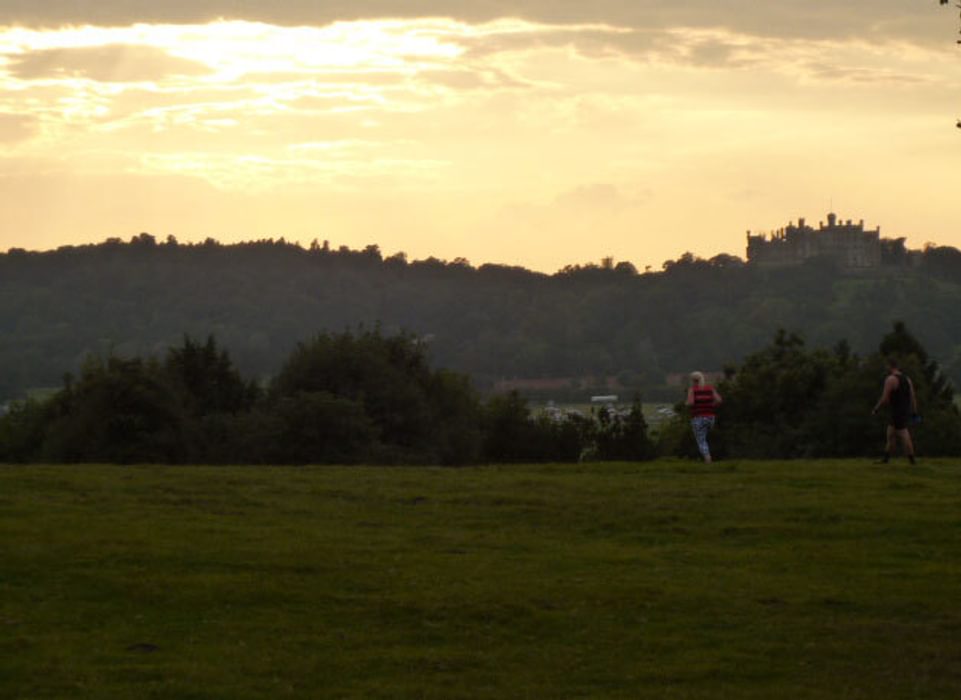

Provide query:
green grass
left=1, top=459, right=960, bottom=699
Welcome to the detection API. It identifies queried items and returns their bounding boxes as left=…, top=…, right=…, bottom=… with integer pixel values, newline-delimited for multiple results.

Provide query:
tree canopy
left=4, top=236, right=961, bottom=405
left=2, top=323, right=958, bottom=463
left=659, top=322, right=961, bottom=459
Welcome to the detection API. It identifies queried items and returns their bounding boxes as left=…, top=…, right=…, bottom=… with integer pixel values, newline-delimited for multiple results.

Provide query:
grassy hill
left=1, top=460, right=959, bottom=698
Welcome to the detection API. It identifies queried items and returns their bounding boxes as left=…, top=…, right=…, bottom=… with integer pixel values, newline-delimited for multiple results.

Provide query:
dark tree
left=41, top=356, right=189, bottom=464
left=667, top=324, right=961, bottom=459
left=165, top=335, right=259, bottom=416
left=271, top=329, right=481, bottom=464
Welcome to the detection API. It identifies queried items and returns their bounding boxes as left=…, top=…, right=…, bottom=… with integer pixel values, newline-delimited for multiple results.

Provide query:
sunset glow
left=0, top=5, right=958, bottom=271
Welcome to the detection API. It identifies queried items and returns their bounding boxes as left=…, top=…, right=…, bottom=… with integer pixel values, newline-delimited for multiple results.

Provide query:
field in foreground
left=1, top=460, right=959, bottom=699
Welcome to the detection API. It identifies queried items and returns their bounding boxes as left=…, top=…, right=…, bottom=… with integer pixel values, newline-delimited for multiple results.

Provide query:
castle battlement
left=746, top=212, right=881, bottom=268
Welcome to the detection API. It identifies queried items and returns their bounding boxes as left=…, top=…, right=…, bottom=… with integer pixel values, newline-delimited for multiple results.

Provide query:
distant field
left=535, top=402, right=678, bottom=425
left=1, top=460, right=960, bottom=699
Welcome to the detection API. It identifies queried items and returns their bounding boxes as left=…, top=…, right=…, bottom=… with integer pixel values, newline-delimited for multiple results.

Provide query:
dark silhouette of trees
left=0, top=328, right=661, bottom=465
left=165, top=335, right=260, bottom=416
left=660, top=323, right=961, bottom=459
left=3, top=322, right=959, bottom=463
left=39, top=355, right=190, bottom=464
left=5, top=235, right=961, bottom=406
left=593, top=396, right=655, bottom=461
left=270, top=329, right=482, bottom=464
left=481, top=391, right=592, bottom=462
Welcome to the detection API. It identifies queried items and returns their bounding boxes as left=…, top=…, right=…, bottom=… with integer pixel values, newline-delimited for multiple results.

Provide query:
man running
left=871, top=357, right=918, bottom=464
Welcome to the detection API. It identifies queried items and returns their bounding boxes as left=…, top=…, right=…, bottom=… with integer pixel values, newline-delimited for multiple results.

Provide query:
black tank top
left=891, top=373, right=912, bottom=416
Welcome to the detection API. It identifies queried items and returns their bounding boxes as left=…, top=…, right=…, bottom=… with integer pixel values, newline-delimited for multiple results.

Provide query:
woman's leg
left=691, top=416, right=714, bottom=462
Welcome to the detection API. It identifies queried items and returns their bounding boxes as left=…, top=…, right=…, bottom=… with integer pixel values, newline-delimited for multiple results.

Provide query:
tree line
left=0, top=331, right=654, bottom=465
left=6, top=234, right=961, bottom=404
left=658, top=322, right=961, bottom=459
left=1, top=322, right=957, bottom=464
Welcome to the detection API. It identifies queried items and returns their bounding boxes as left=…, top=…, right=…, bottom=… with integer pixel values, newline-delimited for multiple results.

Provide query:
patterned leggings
left=691, top=416, right=715, bottom=458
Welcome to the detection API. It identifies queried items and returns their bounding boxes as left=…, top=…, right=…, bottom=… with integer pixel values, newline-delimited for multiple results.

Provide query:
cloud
left=133, top=147, right=451, bottom=193
left=0, top=1, right=947, bottom=46
left=7, top=44, right=210, bottom=82
left=0, top=12, right=953, bottom=273
left=418, top=67, right=528, bottom=91
left=802, top=61, right=932, bottom=86
left=0, top=113, right=37, bottom=143
left=499, top=184, right=651, bottom=228
left=554, top=183, right=648, bottom=212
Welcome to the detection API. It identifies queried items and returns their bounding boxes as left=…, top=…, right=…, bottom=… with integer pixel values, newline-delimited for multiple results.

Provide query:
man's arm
left=685, top=387, right=694, bottom=406
left=712, top=388, right=723, bottom=405
left=908, top=377, right=918, bottom=413
left=872, top=375, right=897, bottom=414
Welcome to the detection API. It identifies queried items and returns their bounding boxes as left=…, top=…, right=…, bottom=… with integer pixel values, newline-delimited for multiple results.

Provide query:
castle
left=746, top=212, right=882, bottom=269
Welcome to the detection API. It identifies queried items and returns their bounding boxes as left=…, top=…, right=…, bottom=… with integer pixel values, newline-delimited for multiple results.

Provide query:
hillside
left=4, top=235, right=961, bottom=400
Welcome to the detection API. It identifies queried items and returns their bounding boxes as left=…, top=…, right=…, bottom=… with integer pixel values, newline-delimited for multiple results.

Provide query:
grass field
left=1, top=459, right=960, bottom=699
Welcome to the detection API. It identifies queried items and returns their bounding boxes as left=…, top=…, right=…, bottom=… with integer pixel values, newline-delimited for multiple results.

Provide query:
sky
left=0, top=1, right=958, bottom=272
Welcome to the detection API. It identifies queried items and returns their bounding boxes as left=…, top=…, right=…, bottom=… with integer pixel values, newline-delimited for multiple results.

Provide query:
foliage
left=0, top=398, right=51, bottom=462
left=659, top=322, right=961, bottom=459
left=3, top=322, right=958, bottom=464
left=9, top=236, right=961, bottom=404
left=39, top=356, right=190, bottom=464
left=593, top=396, right=655, bottom=461
left=0, top=337, right=253, bottom=464
left=0, top=331, right=654, bottom=465
left=271, top=329, right=482, bottom=464
left=481, top=391, right=593, bottom=463
left=164, top=335, right=260, bottom=416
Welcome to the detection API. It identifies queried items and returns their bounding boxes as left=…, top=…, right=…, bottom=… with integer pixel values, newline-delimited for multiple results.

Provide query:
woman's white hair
left=690, top=371, right=705, bottom=385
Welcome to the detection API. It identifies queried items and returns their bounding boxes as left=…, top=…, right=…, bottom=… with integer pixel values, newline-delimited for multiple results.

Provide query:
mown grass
left=1, top=459, right=960, bottom=699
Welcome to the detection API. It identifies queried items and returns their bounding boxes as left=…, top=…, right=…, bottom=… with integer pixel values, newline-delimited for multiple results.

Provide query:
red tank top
left=691, top=385, right=717, bottom=417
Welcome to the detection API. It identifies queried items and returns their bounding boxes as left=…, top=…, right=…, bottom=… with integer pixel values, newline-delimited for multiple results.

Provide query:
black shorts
left=890, top=413, right=910, bottom=431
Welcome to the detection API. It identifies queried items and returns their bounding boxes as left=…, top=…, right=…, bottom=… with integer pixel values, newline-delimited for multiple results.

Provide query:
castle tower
left=746, top=211, right=881, bottom=269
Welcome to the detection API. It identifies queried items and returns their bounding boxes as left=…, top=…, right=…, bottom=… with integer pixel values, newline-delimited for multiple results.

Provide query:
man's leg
left=896, top=428, right=915, bottom=464
left=884, top=425, right=898, bottom=457
left=878, top=425, right=897, bottom=463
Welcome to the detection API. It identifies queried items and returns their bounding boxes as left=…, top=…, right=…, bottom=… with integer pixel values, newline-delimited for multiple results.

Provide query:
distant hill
left=4, top=234, right=961, bottom=400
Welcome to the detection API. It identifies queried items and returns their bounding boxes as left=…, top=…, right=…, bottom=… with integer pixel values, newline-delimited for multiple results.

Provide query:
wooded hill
left=4, top=233, right=961, bottom=401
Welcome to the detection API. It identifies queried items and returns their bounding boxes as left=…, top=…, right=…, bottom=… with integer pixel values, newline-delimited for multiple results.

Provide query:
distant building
left=746, top=212, right=881, bottom=269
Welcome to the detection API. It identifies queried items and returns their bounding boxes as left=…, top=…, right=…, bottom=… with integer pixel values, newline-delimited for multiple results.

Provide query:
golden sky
left=0, top=2, right=958, bottom=272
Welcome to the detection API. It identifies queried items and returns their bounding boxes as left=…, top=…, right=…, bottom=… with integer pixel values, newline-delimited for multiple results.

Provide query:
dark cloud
left=683, top=38, right=758, bottom=69
left=0, top=1, right=945, bottom=45
left=8, top=44, right=210, bottom=82
left=803, top=62, right=931, bottom=86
